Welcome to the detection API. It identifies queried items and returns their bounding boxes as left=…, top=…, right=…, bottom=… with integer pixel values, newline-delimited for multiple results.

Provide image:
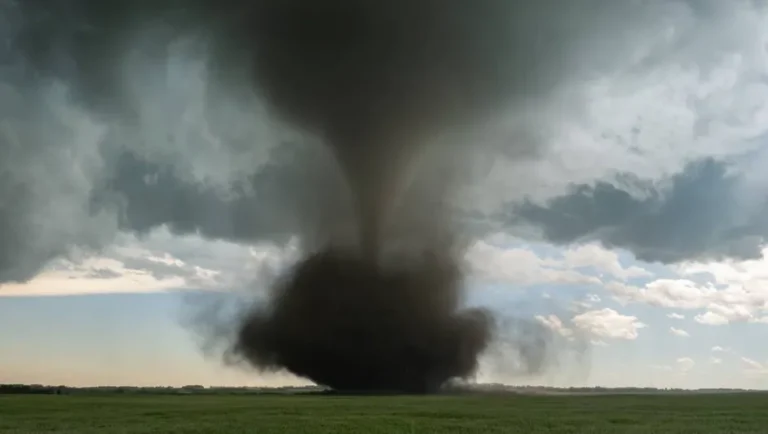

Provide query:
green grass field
left=1, top=393, right=767, bottom=433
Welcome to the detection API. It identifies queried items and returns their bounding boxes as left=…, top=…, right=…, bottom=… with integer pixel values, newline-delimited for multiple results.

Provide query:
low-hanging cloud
left=507, top=157, right=768, bottom=264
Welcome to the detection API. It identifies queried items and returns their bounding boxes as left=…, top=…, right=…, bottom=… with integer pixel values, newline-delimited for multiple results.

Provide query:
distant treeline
left=0, top=384, right=69, bottom=395
left=451, top=384, right=761, bottom=394
left=0, top=383, right=761, bottom=396
left=0, top=384, right=325, bottom=395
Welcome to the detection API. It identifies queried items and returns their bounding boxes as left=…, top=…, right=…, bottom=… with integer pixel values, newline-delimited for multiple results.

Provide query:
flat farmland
left=1, top=393, right=767, bottom=433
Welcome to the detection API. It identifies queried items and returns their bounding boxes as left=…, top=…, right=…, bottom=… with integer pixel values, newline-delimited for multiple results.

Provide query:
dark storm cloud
left=96, top=141, right=347, bottom=249
left=0, top=0, right=333, bottom=283
left=508, top=158, right=768, bottom=263
left=8, top=0, right=203, bottom=113
left=2, top=0, right=764, bottom=284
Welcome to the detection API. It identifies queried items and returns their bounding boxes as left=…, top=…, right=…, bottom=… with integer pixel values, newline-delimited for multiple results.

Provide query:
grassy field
left=1, top=393, right=767, bottom=433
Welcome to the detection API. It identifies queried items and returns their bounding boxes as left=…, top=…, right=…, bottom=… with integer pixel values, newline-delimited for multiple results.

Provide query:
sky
left=3, top=1, right=768, bottom=389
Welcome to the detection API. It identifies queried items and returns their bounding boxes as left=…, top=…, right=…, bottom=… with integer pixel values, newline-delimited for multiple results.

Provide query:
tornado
left=214, top=0, right=530, bottom=393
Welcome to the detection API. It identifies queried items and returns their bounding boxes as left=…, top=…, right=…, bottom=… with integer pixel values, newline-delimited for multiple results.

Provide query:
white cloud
left=740, top=357, right=767, bottom=375
left=587, top=293, right=602, bottom=303
left=569, top=293, right=606, bottom=313
left=710, top=357, right=722, bottom=365
left=711, top=346, right=728, bottom=353
left=465, top=240, right=601, bottom=286
left=116, top=228, right=301, bottom=288
left=0, top=262, right=185, bottom=297
left=534, top=314, right=574, bottom=339
left=667, top=312, right=685, bottom=320
left=606, top=262, right=768, bottom=325
left=561, top=244, right=652, bottom=281
left=607, top=279, right=714, bottom=310
left=571, top=308, right=646, bottom=340
left=678, top=250, right=768, bottom=289
left=669, top=327, right=690, bottom=338
left=570, top=300, right=594, bottom=312
left=677, top=357, right=695, bottom=372
left=707, top=303, right=755, bottom=324
left=535, top=309, right=646, bottom=343
left=741, top=357, right=763, bottom=370
left=0, top=229, right=300, bottom=297
left=464, top=238, right=657, bottom=294
left=694, top=311, right=730, bottom=326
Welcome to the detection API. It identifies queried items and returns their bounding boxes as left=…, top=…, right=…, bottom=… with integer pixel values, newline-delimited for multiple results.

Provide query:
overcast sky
left=3, top=1, right=768, bottom=389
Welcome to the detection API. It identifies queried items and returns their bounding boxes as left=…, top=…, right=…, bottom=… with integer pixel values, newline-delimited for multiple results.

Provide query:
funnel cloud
left=215, top=0, right=532, bottom=392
